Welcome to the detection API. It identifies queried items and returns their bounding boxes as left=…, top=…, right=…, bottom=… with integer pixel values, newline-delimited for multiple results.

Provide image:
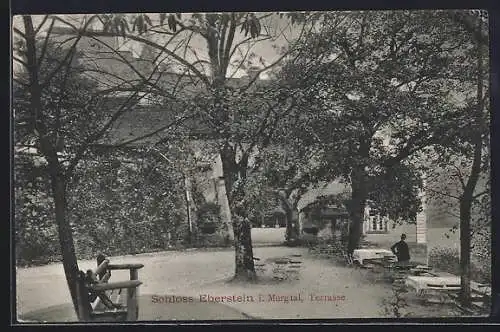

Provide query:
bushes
left=428, top=247, right=460, bottom=275
left=191, top=202, right=232, bottom=248
left=14, top=154, right=61, bottom=265
left=15, top=150, right=190, bottom=266
left=428, top=246, right=491, bottom=284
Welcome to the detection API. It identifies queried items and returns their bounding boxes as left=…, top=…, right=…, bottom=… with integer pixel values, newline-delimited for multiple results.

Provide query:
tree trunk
left=347, top=165, right=368, bottom=254
left=284, top=216, right=295, bottom=243
left=206, top=15, right=257, bottom=281
left=220, top=145, right=256, bottom=280
left=459, top=195, right=472, bottom=306
left=50, top=172, right=81, bottom=316
left=458, top=13, right=485, bottom=307
left=232, top=212, right=256, bottom=281
left=282, top=192, right=299, bottom=244
left=458, top=131, right=483, bottom=307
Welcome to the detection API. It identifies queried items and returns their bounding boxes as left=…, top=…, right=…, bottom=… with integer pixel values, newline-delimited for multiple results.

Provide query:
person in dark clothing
left=391, top=234, right=410, bottom=264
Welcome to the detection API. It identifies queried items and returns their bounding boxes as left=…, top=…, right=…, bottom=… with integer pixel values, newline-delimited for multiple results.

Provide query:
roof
left=297, top=180, right=351, bottom=212
left=50, top=27, right=271, bottom=146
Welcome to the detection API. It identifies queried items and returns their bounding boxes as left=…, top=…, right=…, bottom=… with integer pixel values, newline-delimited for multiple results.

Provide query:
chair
left=342, top=250, right=354, bottom=266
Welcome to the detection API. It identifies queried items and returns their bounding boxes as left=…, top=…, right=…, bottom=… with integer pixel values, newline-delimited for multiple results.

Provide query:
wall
left=186, top=145, right=234, bottom=244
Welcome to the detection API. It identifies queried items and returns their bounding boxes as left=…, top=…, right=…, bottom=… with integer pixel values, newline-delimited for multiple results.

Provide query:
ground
left=17, top=234, right=466, bottom=321
left=18, top=246, right=394, bottom=321
left=17, top=227, right=470, bottom=321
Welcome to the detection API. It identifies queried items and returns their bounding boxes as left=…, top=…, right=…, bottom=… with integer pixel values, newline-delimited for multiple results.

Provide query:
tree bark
left=347, top=165, right=368, bottom=254
left=459, top=194, right=472, bottom=306
left=50, top=172, right=81, bottom=316
left=231, top=212, right=256, bottom=281
left=281, top=191, right=298, bottom=244
left=347, top=137, right=370, bottom=254
left=220, top=144, right=256, bottom=280
left=458, top=124, right=483, bottom=307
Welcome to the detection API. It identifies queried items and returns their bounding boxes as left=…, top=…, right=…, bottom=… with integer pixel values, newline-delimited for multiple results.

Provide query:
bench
left=272, top=258, right=291, bottom=280
left=75, top=254, right=144, bottom=322
left=284, top=260, right=302, bottom=280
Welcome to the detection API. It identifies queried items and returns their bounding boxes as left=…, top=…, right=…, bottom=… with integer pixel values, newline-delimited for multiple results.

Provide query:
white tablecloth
left=406, top=275, right=461, bottom=293
left=352, top=249, right=396, bottom=265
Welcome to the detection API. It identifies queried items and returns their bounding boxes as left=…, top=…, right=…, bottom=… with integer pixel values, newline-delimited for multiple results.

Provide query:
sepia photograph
left=12, top=10, right=492, bottom=322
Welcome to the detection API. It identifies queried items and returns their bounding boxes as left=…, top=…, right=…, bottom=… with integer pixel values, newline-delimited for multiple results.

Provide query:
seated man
left=391, top=233, right=410, bottom=266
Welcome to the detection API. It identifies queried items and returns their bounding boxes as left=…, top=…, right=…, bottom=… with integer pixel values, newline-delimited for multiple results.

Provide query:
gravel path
left=16, top=246, right=461, bottom=321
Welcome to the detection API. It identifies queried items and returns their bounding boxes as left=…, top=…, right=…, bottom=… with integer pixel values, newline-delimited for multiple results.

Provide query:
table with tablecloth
left=406, top=274, right=491, bottom=296
left=406, top=274, right=460, bottom=295
left=352, top=248, right=396, bottom=265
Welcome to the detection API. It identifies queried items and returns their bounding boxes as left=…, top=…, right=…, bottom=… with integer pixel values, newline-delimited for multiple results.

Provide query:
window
left=368, top=214, right=388, bottom=233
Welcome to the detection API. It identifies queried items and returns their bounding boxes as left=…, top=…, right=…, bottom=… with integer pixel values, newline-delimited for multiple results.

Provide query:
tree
left=454, top=11, right=489, bottom=307
left=366, top=162, right=423, bottom=225
left=279, top=10, right=475, bottom=254
left=71, top=12, right=321, bottom=281
left=255, top=143, right=325, bottom=242
left=13, top=14, right=187, bottom=316
left=14, top=16, right=104, bottom=312
left=418, top=10, right=489, bottom=306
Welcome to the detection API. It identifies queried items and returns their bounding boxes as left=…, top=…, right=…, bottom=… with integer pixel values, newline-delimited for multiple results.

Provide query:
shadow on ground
left=18, top=294, right=253, bottom=322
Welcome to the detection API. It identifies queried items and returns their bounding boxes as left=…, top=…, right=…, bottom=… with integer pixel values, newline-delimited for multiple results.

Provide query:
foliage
left=237, top=169, right=279, bottom=226
left=71, top=11, right=324, bottom=279
left=367, top=162, right=423, bottom=223
left=195, top=202, right=221, bottom=226
left=276, top=10, right=487, bottom=254
left=283, top=10, right=468, bottom=179
left=15, top=147, right=188, bottom=265
left=381, top=285, right=413, bottom=318
left=13, top=40, right=109, bottom=157
left=14, top=152, right=59, bottom=265
left=69, top=148, right=188, bottom=254
left=13, top=15, right=192, bottom=277
left=470, top=221, right=491, bottom=283
left=428, top=247, right=490, bottom=284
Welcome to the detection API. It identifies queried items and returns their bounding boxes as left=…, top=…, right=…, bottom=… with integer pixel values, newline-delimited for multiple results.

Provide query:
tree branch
left=34, top=15, right=49, bottom=34
left=79, top=30, right=211, bottom=86
left=65, top=63, right=161, bottom=175
left=13, top=27, right=26, bottom=38
left=222, top=14, right=236, bottom=75
left=38, top=16, right=100, bottom=88
left=111, top=113, right=195, bottom=147
left=13, top=56, right=29, bottom=68
left=37, top=18, right=56, bottom=69
left=241, top=20, right=310, bottom=90
left=451, top=164, right=467, bottom=191
left=424, top=186, right=461, bottom=200
left=228, top=35, right=272, bottom=60
left=472, top=189, right=489, bottom=200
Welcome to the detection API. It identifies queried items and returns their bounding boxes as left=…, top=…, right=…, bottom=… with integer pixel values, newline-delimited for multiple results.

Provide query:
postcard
left=12, top=10, right=493, bottom=323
